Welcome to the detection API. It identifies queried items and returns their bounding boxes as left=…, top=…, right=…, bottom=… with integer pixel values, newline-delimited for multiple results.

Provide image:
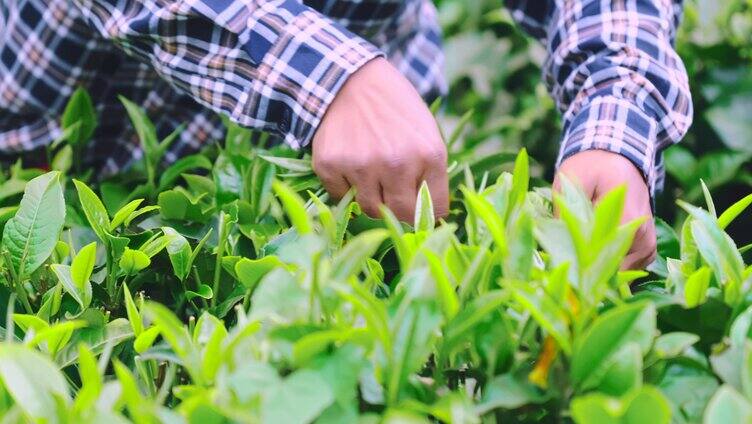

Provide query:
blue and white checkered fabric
left=0, top=0, right=692, bottom=195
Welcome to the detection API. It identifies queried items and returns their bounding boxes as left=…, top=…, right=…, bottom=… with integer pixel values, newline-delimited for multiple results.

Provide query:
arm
left=75, top=0, right=448, bottom=222
left=507, top=0, right=693, bottom=268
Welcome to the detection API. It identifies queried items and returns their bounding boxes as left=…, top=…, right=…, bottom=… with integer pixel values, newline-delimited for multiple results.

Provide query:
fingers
left=421, top=156, right=449, bottom=220
left=350, top=173, right=384, bottom=219
left=621, top=217, right=657, bottom=270
left=382, top=176, right=418, bottom=223
left=318, top=172, right=350, bottom=201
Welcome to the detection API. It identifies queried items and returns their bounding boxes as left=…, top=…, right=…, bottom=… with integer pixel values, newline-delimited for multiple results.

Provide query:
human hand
left=311, top=58, right=449, bottom=223
left=554, top=150, right=656, bottom=270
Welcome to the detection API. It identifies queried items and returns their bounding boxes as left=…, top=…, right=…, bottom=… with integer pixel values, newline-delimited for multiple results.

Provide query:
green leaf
left=330, top=230, right=387, bottom=281
left=273, top=181, right=312, bottom=235
left=444, top=290, right=506, bottom=346
left=119, top=96, right=158, bottom=154
left=195, top=313, right=226, bottom=382
left=52, top=264, right=91, bottom=309
left=74, top=343, right=101, bottom=411
left=71, top=242, right=96, bottom=289
left=703, top=386, right=752, bottom=423
left=61, top=87, right=97, bottom=147
left=591, top=186, right=626, bottom=244
left=414, top=181, right=435, bottom=232
left=158, top=188, right=213, bottom=223
left=718, top=192, right=752, bottom=230
left=51, top=144, right=73, bottom=173
left=134, top=326, right=161, bottom=354
left=249, top=268, right=308, bottom=323
left=186, top=284, right=214, bottom=301
left=113, top=360, right=144, bottom=416
left=2, top=171, right=65, bottom=277
left=506, top=212, right=534, bottom=280
left=259, top=155, right=313, bottom=173
left=684, top=266, right=712, bottom=308
left=477, top=373, right=547, bottom=413
left=109, top=199, right=143, bottom=231
left=570, top=302, right=656, bottom=390
left=143, top=302, right=199, bottom=378
left=596, top=342, right=642, bottom=396
left=124, top=205, right=159, bottom=227
left=509, top=283, right=571, bottom=354
left=571, top=386, right=671, bottom=424
left=535, top=218, right=579, bottom=281
left=462, top=188, right=507, bottom=257
left=386, top=300, right=442, bottom=405
left=119, top=248, right=151, bottom=276
left=105, top=233, right=130, bottom=261
left=679, top=201, right=745, bottom=302
left=235, top=256, right=284, bottom=290
left=163, top=227, right=192, bottom=281
left=28, top=320, right=87, bottom=356
left=380, top=205, right=412, bottom=269
left=159, top=154, right=213, bottom=190
left=447, top=108, right=474, bottom=149
left=700, top=180, right=717, bottom=217
left=653, top=332, right=699, bottom=359
left=56, top=318, right=134, bottom=368
left=510, top=148, right=529, bottom=210
left=0, top=344, right=70, bottom=420
left=123, top=283, right=143, bottom=337
left=138, top=234, right=169, bottom=258
left=73, top=179, right=111, bottom=243
left=262, top=370, right=335, bottom=424
left=424, top=250, right=459, bottom=320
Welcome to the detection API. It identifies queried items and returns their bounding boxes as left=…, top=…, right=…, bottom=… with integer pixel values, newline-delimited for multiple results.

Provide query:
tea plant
left=0, top=91, right=750, bottom=423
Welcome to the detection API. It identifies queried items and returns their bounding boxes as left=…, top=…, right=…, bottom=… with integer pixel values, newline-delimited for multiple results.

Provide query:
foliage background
left=435, top=0, right=752, bottom=241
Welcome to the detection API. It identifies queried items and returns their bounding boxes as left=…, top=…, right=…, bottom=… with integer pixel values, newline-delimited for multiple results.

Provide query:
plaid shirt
left=0, top=0, right=691, bottom=195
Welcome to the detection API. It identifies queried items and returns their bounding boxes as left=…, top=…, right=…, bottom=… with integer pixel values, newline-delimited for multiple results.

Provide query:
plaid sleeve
left=506, top=0, right=693, bottom=195
left=73, top=0, right=383, bottom=149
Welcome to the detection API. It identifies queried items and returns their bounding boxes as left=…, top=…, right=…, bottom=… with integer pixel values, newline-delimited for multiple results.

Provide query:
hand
left=312, top=58, right=449, bottom=223
left=553, top=150, right=656, bottom=270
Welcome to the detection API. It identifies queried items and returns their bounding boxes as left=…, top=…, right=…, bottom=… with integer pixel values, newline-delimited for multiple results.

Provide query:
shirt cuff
left=556, top=97, right=660, bottom=197
left=232, top=0, right=383, bottom=149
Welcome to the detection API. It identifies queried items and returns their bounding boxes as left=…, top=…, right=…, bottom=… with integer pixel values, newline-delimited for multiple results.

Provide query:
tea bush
left=0, top=1, right=751, bottom=422
left=0, top=90, right=750, bottom=423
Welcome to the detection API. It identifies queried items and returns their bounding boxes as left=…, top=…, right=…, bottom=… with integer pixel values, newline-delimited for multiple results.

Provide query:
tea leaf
left=718, top=192, right=752, bottom=230
left=109, top=199, right=143, bottom=231
left=163, top=227, right=192, bottom=281
left=273, top=181, right=312, bottom=235
left=684, top=267, right=712, bottom=308
left=570, top=302, right=655, bottom=390
left=62, top=87, right=97, bottom=147
left=52, top=264, right=91, bottom=309
left=123, top=283, right=143, bottom=337
left=2, top=172, right=65, bottom=278
left=0, top=344, right=70, bottom=420
left=71, top=242, right=97, bottom=289
left=119, top=248, right=151, bottom=276
left=703, top=386, right=752, bottom=423
left=414, top=181, right=435, bottom=232
left=235, top=256, right=284, bottom=290
left=73, top=179, right=111, bottom=242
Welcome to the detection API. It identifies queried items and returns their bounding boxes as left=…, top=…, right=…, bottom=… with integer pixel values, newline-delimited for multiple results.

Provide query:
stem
left=14, top=282, right=33, bottom=314
left=211, top=213, right=229, bottom=307
left=242, top=290, right=252, bottom=311
left=156, top=363, right=177, bottom=405
left=191, top=267, right=208, bottom=310
left=3, top=251, right=31, bottom=314
left=106, top=250, right=116, bottom=304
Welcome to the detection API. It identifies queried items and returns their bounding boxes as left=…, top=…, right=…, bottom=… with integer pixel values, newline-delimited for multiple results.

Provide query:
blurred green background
left=435, top=0, right=752, bottom=242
